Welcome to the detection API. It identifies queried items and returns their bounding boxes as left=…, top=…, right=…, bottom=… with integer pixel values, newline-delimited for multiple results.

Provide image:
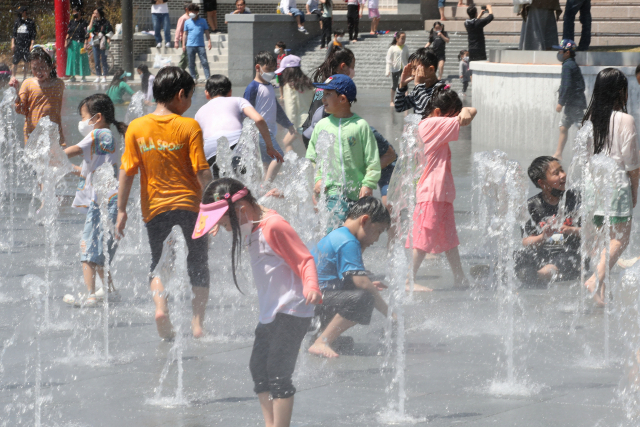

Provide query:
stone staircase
left=430, top=0, right=640, bottom=47
left=135, top=33, right=229, bottom=79
left=295, top=30, right=517, bottom=93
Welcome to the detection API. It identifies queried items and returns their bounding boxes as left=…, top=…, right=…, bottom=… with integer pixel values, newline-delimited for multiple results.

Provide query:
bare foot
left=406, top=283, right=433, bottom=292
left=155, top=310, right=175, bottom=340
left=390, top=101, right=394, bottom=107
left=441, top=17, right=448, bottom=21
left=308, top=341, right=339, bottom=358
left=192, top=317, right=204, bottom=338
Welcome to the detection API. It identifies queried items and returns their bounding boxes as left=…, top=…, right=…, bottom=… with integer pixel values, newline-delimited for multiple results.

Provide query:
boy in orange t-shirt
left=116, top=66, right=213, bottom=340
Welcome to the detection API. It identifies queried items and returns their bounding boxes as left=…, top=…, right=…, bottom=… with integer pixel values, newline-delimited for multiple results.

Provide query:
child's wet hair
left=137, top=64, right=153, bottom=96
left=528, top=156, right=559, bottom=188
left=0, top=63, right=11, bottom=84
left=78, top=94, right=128, bottom=136
left=205, top=74, right=232, bottom=97
left=346, top=197, right=391, bottom=227
left=422, top=84, right=463, bottom=119
left=408, top=48, right=438, bottom=71
left=153, top=66, right=195, bottom=104
left=311, top=46, right=355, bottom=83
left=255, top=51, right=277, bottom=68
left=202, top=178, right=257, bottom=293
left=109, top=67, right=126, bottom=88
left=390, top=31, right=405, bottom=46
left=29, top=46, right=57, bottom=79
left=333, top=28, right=345, bottom=37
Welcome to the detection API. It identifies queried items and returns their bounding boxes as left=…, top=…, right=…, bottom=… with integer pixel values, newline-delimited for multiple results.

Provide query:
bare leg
left=439, top=7, right=446, bottom=20
left=407, top=248, right=433, bottom=291
left=207, top=10, right=217, bottom=32
left=150, top=277, right=175, bottom=339
left=258, top=392, right=275, bottom=427
left=308, top=314, right=356, bottom=358
left=437, top=60, right=445, bottom=80
left=263, top=160, right=282, bottom=182
left=273, top=396, right=295, bottom=427
left=445, top=246, right=469, bottom=288
left=95, top=265, right=116, bottom=293
left=82, top=261, right=98, bottom=295
left=537, top=264, right=558, bottom=282
left=191, top=286, right=209, bottom=338
left=295, top=15, right=302, bottom=27
left=553, top=125, right=568, bottom=160
left=281, top=130, right=296, bottom=152
left=390, top=89, right=395, bottom=106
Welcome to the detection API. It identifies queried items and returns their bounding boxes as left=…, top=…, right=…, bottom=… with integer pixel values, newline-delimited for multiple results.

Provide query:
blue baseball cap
left=313, top=74, right=357, bottom=102
left=552, top=39, right=577, bottom=51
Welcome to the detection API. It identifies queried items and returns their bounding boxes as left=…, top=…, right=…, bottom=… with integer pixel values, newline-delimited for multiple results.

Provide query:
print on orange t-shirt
left=120, top=114, right=209, bottom=222
left=15, top=77, right=65, bottom=144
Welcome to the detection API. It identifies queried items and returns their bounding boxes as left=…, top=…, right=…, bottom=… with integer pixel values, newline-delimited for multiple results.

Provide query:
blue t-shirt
left=312, top=227, right=367, bottom=290
left=184, top=18, right=209, bottom=47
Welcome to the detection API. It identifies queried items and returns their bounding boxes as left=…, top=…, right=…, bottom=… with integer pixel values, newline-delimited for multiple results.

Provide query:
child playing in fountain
left=194, top=177, right=322, bottom=427
left=305, top=74, right=381, bottom=232
left=10, top=46, right=65, bottom=145
left=514, top=156, right=582, bottom=288
left=116, top=67, right=214, bottom=339
left=308, top=197, right=390, bottom=358
left=62, top=94, right=128, bottom=307
left=106, top=68, right=135, bottom=105
left=394, top=48, right=444, bottom=116
left=243, top=51, right=293, bottom=183
left=407, top=85, right=476, bottom=290
left=552, top=39, right=587, bottom=160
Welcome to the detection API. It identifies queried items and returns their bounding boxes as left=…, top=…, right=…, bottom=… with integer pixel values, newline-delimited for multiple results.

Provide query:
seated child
left=309, top=197, right=390, bottom=358
left=306, top=74, right=381, bottom=232
left=514, top=156, right=582, bottom=287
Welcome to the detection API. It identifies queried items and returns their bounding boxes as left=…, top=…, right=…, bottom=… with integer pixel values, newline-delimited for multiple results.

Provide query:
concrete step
left=137, top=53, right=229, bottom=62
left=437, top=4, right=640, bottom=19
left=443, top=0, right=640, bottom=5
left=140, top=61, right=228, bottom=73
left=425, top=19, right=640, bottom=34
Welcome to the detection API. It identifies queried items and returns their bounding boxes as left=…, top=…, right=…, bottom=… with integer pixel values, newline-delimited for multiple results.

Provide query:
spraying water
left=0, top=87, right=19, bottom=254
left=125, top=91, right=146, bottom=124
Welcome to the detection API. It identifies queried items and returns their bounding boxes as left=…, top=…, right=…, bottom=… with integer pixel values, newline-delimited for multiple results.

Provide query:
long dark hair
left=323, top=0, right=333, bottom=9
left=429, top=21, right=445, bottom=39
left=137, top=64, right=153, bottom=95
left=202, top=178, right=257, bottom=293
left=422, top=83, right=462, bottom=119
left=109, top=67, right=126, bottom=88
left=30, top=47, right=57, bottom=79
left=280, top=66, right=314, bottom=92
left=390, top=31, right=405, bottom=46
left=311, top=46, right=355, bottom=83
left=78, top=94, right=128, bottom=135
left=583, top=67, right=628, bottom=155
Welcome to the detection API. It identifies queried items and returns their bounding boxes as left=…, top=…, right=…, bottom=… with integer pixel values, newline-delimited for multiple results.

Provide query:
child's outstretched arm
left=458, top=107, right=477, bottom=126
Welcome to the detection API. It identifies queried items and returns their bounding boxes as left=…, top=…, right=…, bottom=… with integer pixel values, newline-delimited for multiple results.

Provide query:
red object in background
left=55, top=0, right=70, bottom=78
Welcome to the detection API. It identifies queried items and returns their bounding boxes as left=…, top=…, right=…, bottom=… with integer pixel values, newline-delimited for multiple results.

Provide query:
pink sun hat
left=275, top=55, right=301, bottom=75
left=192, top=188, right=249, bottom=239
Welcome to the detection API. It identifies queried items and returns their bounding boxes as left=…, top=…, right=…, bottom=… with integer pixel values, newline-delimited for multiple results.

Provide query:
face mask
left=348, top=67, right=355, bottom=79
left=550, top=188, right=565, bottom=198
left=557, top=52, right=565, bottom=62
left=464, top=56, right=469, bottom=61
left=78, top=114, right=97, bottom=137
left=189, top=13, right=197, bottom=18
left=336, top=36, right=343, bottom=42
left=274, top=48, right=281, bottom=55
left=260, top=67, right=276, bottom=82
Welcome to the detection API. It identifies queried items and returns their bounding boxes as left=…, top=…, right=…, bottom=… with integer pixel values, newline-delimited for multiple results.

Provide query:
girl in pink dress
left=407, top=86, right=477, bottom=290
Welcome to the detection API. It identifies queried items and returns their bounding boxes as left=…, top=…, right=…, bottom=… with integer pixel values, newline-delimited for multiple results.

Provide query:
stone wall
left=110, top=33, right=157, bottom=69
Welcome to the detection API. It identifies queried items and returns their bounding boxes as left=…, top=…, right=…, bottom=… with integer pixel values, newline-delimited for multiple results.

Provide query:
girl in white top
left=385, top=31, right=408, bottom=106
left=194, top=178, right=321, bottom=427
left=194, top=75, right=275, bottom=178
left=583, top=68, right=640, bottom=306
left=136, top=64, right=155, bottom=104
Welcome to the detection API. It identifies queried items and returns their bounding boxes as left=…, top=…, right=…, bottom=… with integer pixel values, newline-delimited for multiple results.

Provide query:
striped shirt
left=394, top=80, right=444, bottom=115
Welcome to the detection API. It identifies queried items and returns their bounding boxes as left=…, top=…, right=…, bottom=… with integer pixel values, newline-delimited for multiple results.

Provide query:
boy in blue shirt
left=309, top=197, right=390, bottom=358
left=243, top=51, right=293, bottom=182
left=182, top=3, right=212, bottom=81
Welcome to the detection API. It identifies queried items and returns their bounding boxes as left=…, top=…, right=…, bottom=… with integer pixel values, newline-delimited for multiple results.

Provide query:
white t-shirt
left=71, top=129, right=119, bottom=213
left=151, top=1, right=169, bottom=14
left=368, top=0, right=379, bottom=8
left=194, top=96, right=251, bottom=159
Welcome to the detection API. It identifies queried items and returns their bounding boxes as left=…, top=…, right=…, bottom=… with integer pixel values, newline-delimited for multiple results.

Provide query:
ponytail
left=311, top=46, right=355, bottom=83
left=422, top=83, right=462, bottom=119
left=78, top=93, right=128, bottom=136
left=390, top=31, right=405, bottom=46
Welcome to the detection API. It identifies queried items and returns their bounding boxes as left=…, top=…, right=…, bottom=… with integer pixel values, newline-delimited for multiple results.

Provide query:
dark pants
left=462, top=80, right=469, bottom=93
left=146, top=209, right=210, bottom=288
left=93, top=46, right=109, bottom=76
left=315, top=288, right=375, bottom=328
left=321, top=17, right=332, bottom=48
left=249, top=313, right=311, bottom=399
left=514, top=246, right=582, bottom=287
left=187, top=46, right=210, bottom=80
left=563, top=0, right=591, bottom=51
left=347, top=5, right=359, bottom=41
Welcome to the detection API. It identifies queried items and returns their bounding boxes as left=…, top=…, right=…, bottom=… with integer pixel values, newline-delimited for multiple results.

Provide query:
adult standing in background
left=464, top=5, right=493, bottom=61
left=425, top=22, right=449, bottom=81
left=11, top=5, right=36, bottom=83
left=151, top=0, right=171, bottom=48
left=204, top=0, right=219, bottom=34
left=518, top=0, right=561, bottom=51
left=88, top=7, right=114, bottom=83
left=66, top=7, right=91, bottom=83
left=346, top=0, right=364, bottom=42
left=563, top=0, right=591, bottom=51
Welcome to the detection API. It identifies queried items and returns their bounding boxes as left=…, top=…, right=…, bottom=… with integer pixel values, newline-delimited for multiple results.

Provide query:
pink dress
left=406, top=116, right=460, bottom=254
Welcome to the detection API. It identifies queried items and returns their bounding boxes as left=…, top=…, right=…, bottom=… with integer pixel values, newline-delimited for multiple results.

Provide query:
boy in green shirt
left=306, top=74, right=381, bottom=232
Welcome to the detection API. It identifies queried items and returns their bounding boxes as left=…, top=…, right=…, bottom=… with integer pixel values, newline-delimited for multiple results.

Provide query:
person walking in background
left=66, top=7, right=91, bottom=83
left=552, top=40, right=586, bottom=160
left=175, top=3, right=192, bottom=72
left=151, top=0, right=172, bottom=48
left=346, top=0, right=364, bottom=42
left=464, top=5, right=493, bottom=62
left=367, top=0, right=380, bottom=35
left=88, top=7, right=114, bottom=84
left=320, top=0, right=333, bottom=49
left=518, top=0, right=561, bottom=51
left=386, top=31, right=409, bottom=107
left=204, top=0, right=219, bottom=34
left=458, top=50, right=471, bottom=97
left=11, top=6, right=36, bottom=83
left=425, top=21, right=449, bottom=81
left=563, top=0, right=591, bottom=51
left=280, top=0, right=308, bottom=34
left=183, top=3, right=213, bottom=82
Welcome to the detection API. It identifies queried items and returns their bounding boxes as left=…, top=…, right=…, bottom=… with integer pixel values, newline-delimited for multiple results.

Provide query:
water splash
left=125, top=91, right=146, bottom=123
left=0, top=87, right=19, bottom=253
left=232, top=118, right=263, bottom=194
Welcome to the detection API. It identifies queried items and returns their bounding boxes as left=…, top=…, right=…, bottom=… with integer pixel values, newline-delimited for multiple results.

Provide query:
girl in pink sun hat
left=193, top=177, right=322, bottom=427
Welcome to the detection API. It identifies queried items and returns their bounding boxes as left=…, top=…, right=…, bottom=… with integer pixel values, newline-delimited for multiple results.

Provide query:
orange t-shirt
left=15, top=77, right=65, bottom=144
left=121, top=114, right=209, bottom=223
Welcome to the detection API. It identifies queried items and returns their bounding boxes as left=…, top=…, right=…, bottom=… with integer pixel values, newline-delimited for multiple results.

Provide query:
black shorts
left=12, top=47, right=30, bottom=65
left=316, top=287, right=375, bottom=327
left=514, top=246, right=582, bottom=286
left=249, top=313, right=311, bottom=399
left=391, top=71, right=402, bottom=91
left=203, top=0, right=217, bottom=12
left=146, top=209, right=210, bottom=288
